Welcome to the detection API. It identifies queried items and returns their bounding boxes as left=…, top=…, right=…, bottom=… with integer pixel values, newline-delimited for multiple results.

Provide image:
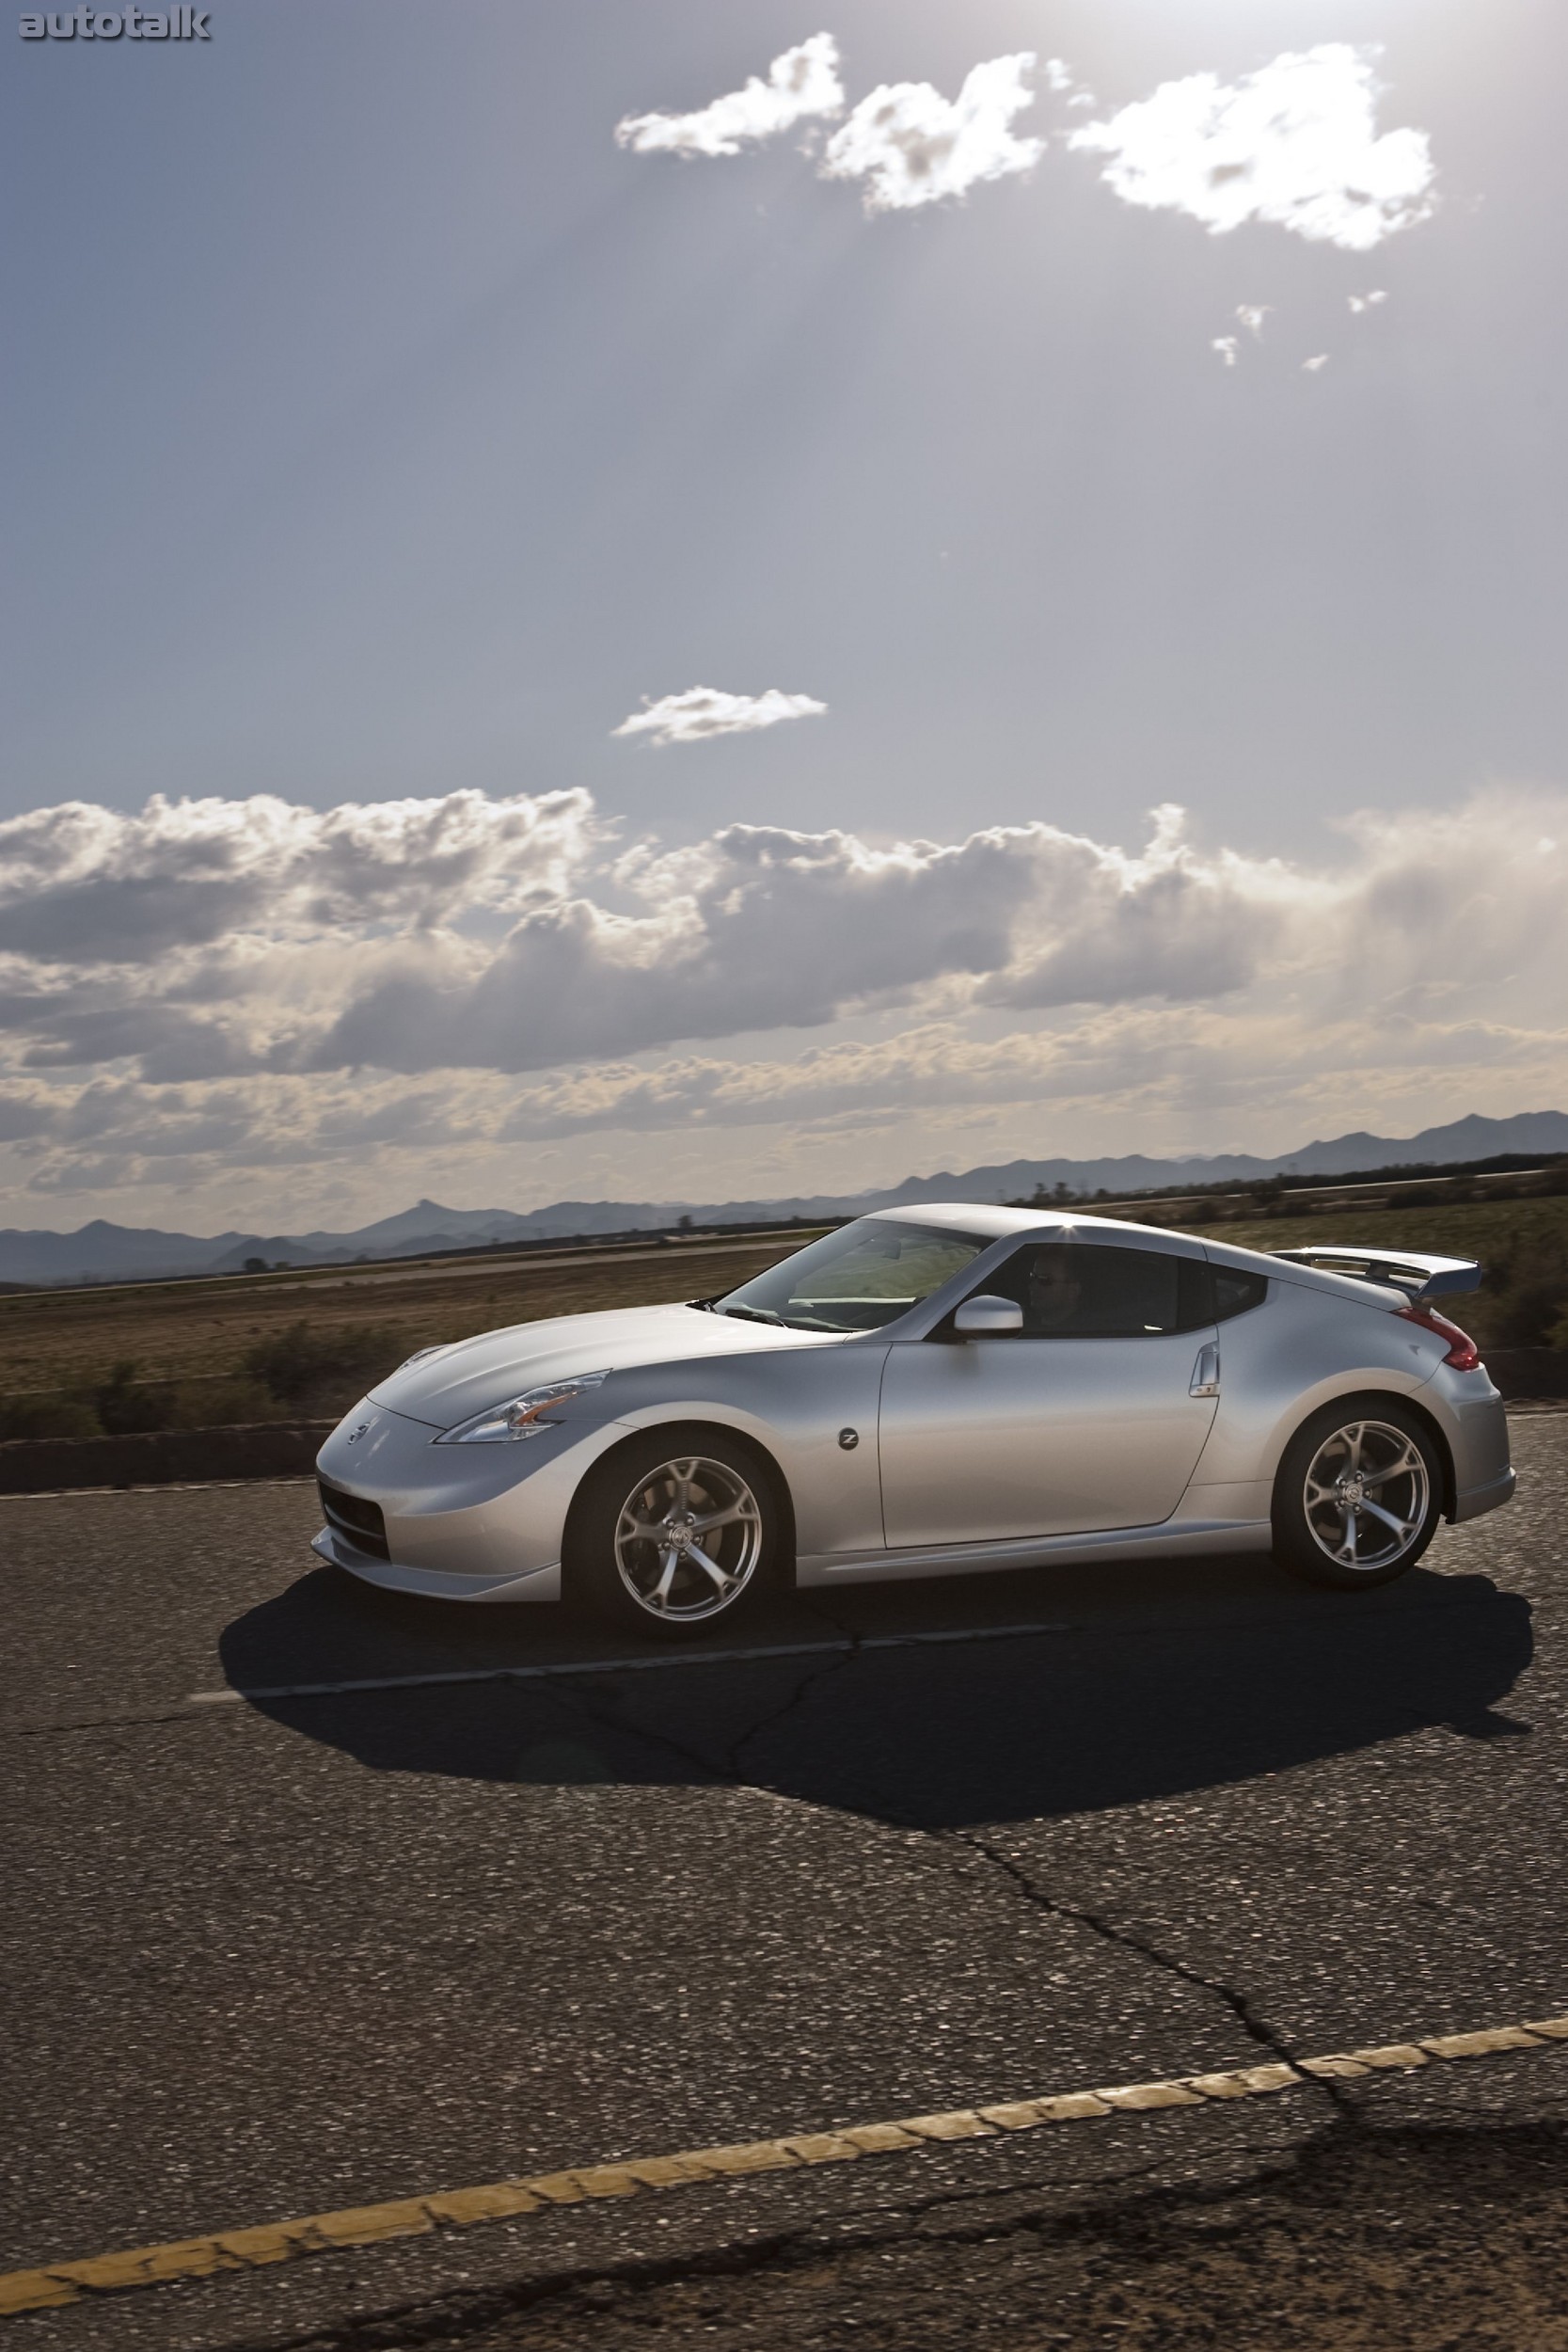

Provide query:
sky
left=1, top=0, right=1565, bottom=1232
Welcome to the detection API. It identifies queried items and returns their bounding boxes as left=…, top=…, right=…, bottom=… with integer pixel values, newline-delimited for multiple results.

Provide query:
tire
left=1271, top=1395, right=1443, bottom=1590
left=564, top=1429, right=782, bottom=1640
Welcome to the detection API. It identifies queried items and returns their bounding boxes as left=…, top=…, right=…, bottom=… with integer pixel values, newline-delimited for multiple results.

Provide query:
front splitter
left=310, top=1524, right=562, bottom=1603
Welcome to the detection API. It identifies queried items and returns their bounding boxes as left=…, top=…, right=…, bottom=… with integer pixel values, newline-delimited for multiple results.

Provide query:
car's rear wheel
left=1272, top=1396, right=1443, bottom=1590
left=565, top=1430, right=780, bottom=1639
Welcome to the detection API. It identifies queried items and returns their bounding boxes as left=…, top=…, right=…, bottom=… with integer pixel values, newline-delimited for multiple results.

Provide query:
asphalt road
left=2, top=1415, right=1566, bottom=2350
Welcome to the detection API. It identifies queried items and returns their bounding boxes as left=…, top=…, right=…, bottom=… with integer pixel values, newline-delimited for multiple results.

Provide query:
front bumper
left=312, top=1396, right=628, bottom=1600
left=310, top=1522, right=561, bottom=1602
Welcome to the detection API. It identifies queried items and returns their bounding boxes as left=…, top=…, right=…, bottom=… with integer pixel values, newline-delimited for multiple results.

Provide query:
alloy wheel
left=612, top=1454, right=765, bottom=1623
left=1302, top=1418, right=1432, bottom=1573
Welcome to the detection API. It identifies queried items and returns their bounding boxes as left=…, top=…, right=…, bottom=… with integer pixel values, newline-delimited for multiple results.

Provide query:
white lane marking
left=187, top=1619, right=1072, bottom=1706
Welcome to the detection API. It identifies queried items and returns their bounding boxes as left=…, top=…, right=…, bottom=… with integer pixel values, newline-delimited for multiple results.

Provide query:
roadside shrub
left=0, top=1372, right=290, bottom=1442
left=1492, top=1279, right=1568, bottom=1350
left=93, top=1359, right=172, bottom=1435
left=163, top=1376, right=281, bottom=1427
left=243, top=1321, right=393, bottom=1412
left=0, top=1391, right=102, bottom=1441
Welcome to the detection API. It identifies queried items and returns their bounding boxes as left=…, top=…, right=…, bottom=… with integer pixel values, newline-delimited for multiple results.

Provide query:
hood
left=367, top=1300, right=840, bottom=1431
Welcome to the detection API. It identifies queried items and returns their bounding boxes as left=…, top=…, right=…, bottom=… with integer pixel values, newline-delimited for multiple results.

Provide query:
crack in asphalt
left=550, top=1609, right=1353, bottom=2124
left=723, top=1633, right=865, bottom=1785
left=936, top=1828, right=1354, bottom=2121
left=238, top=2123, right=1324, bottom=2352
left=238, top=2156, right=1184, bottom=2352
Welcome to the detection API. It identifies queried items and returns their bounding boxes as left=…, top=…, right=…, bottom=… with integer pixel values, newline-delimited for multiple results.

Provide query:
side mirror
left=952, top=1294, right=1023, bottom=1337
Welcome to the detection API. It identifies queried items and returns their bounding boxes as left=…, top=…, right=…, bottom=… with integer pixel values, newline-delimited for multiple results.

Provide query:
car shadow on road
left=219, top=1553, right=1534, bottom=1829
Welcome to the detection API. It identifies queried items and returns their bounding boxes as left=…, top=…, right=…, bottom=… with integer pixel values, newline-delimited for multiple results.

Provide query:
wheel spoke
left=649, top=1547, right=682, bottom=1608
left=1358, top=1498, right=1416, bottom=1543
left=1342, top=1422, right=1365, bottom=1470
left=670, top=1459, right=697, bottom=1510
left=1336, top=1507, right=1359, bottom=1563
left=690, top=1501, right=754, bottom=1535
left=621, top=1515, right=668, bottom=1543
left=1363, top=1444, right=1421, bottom=1490
left=683, top=1543, right=735, bottom=1594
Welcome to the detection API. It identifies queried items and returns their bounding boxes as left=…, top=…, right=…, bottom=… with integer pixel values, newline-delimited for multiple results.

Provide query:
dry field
left=0, top=1236, right=810, bottom=1434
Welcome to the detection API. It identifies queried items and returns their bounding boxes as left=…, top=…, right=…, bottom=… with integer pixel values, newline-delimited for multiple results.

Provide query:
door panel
left=879, top=1330, right=1219, bottom=1546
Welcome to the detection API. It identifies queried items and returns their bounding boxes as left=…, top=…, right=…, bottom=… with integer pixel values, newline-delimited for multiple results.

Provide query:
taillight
left=1395, top=1301, right=1481, bottom=1372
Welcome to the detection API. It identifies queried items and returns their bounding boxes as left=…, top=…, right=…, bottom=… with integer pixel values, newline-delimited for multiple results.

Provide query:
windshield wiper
left=719, top=1303, right=785, bottom=1325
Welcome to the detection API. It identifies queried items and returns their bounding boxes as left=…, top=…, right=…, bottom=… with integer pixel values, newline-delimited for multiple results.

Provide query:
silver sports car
left=313, top=1206, right=1515, bottom=1636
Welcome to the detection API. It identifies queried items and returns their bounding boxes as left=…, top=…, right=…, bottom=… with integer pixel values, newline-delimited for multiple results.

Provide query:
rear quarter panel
left=1190, top=1276, right=1441, bottom=1495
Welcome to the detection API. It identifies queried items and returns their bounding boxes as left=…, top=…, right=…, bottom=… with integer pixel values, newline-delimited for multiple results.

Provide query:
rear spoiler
left=1267, top=1246, right=1481, bottom=1301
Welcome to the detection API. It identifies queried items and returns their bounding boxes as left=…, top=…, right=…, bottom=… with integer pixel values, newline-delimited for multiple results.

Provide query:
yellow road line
left=3, top=2014, right=1564, bottom=2318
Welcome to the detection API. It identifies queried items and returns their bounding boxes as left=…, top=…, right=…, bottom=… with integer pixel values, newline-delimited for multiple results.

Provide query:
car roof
left=864, top=1201, right=1403, bottom=1308
left=864, top=1201, right=1203, bottom=1251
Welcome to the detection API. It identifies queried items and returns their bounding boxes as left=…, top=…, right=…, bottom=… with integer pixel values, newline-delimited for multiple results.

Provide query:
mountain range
left=2, top=1108, right=1564, bottom=1289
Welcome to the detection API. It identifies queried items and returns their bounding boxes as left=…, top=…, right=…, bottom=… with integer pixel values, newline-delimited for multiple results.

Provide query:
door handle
left=1190, top=1343, right=1220, bottom=1398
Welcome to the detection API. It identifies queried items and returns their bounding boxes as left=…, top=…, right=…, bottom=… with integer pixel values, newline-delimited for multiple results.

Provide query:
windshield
left=709, top=1218, right=988, bottom=1332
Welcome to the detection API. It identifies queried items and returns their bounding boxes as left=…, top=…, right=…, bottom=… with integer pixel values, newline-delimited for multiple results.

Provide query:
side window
left=990, top=1243, right=1202, bottom=1337
left=1212, top=1267, right=1269, bottom=1323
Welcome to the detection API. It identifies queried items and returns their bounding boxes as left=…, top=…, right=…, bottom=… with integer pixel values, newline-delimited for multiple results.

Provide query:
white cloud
left=1302, top=354, right=1330, bottom=373
left=615, top=33, right=844, bottom=160
left=820, top=53, right=1043, bottom=213
left=1212, top=337, right=1240, bottom=368
left=0, top=789, right=593, bottom=965
left=1349, top=288, right=1390, bottom=313
left=1069, top=45, right=1436, bottom=251
left=612, top=686, right=828, bottom=748
left=1236, top=305, right=1271, bottom=339
left=0, top=787, right=1565, bottom=1221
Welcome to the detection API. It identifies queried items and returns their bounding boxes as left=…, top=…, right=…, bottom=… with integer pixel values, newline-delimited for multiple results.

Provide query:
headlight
left=436, top=1371, right=611, bottom=1445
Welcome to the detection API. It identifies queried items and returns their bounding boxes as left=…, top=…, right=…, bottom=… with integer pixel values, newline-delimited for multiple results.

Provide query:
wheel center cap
left=1338, top=1473, right=1367, bottom=1506
left=666, top=1512, right=697, bottom=1546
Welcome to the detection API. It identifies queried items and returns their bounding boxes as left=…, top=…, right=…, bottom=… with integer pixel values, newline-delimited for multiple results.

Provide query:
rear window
left=1212, top=1267, right=1269, bottom=1322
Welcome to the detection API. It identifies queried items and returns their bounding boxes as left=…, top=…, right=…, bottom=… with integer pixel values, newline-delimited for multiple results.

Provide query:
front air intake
left=318, top=1480, right=390, bottom=1561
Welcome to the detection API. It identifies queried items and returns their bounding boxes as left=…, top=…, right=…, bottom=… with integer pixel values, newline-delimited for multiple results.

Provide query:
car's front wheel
left=565, top=1430, right=781, bottom=1639
left=1272, top=1396, right=1443, bottom=1590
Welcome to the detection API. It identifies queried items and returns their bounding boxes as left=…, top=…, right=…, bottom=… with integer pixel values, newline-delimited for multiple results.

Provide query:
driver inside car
left=1025, top=1245, right=1085, bottom=1333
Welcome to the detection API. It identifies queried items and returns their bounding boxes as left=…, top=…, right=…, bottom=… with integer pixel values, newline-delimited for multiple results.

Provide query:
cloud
left=1349, top=289, right=1389, bottom=313
left=0, top=786, right=1565, bottom=1218
left=1212, top=337, right=1239, bottom=368
left=1302, top=354, right=1330, bottom=373
left=1236, top=305, right=1271, bottom=339
left=0, top=789, right=592, bottom=966
left=1069, top=45, right=1436, bottom=251
left=310, top=820, right=1047, bottom=1076
left=820, top=53, right=1043, bottom=213
left=615, top=33, right=844, bottom=159
left=612, top=687, right=827, bottom=749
